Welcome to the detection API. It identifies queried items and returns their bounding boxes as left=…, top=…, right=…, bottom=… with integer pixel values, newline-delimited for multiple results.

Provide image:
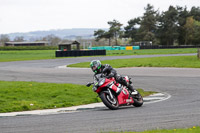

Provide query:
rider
left=90, top=60, right=138, bottom=95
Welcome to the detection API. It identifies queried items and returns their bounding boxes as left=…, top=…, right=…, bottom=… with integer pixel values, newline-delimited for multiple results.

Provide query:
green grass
left=136, top=89, right=155, bottom=97
left=107, top=48, right=197, bottom=56
left=0, top=81, right=154, bottom=113
left=108, top=126, right=200, bottom=133
left=0, top=48, right=197, bottom=62
left=0, top=81, right=99, bottom=113
left=68, top=56, right=200, bottom=68
left=0, top=50, right=57, bottom=62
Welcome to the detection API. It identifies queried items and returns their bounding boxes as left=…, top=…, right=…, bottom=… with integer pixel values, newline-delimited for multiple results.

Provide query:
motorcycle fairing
left=117, top=88, right=134, bottom=105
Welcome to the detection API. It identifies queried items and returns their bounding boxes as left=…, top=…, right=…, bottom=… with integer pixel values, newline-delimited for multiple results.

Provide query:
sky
left=0, top=0, right=199, bottom=34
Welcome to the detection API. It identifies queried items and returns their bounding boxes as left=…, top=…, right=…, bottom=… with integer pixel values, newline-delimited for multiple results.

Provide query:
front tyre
left=100, top=92, right=119, bottom=110
left=132, top=92, right=143, bottom=107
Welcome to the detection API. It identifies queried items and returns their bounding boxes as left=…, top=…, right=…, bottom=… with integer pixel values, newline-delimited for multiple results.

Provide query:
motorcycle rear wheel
left=100, top=92, right=119, bottom=110
left=132, top=92, right=143, bottom=107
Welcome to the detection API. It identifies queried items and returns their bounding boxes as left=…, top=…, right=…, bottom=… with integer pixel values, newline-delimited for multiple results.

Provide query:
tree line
left=0, top=33, right=99, bottom=48
left=94, top=4, right=200, bottom=46
left=1, top=4, right=200, bottom=47
left=0, top=34, right=63, bottom=46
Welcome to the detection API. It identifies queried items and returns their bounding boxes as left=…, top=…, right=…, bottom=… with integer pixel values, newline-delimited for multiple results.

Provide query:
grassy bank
left=0, top=81, right=154, bottom=113
left=107, top=126, right=199, bottom=133
left=107, top=48, right=197, bottom=56
left=0, top=50, right=57, bottom=62
left=68, top=56, right=200, bottom=68
left=109, top=126, right=200, bottom=133
left=0, top=48, right=197, bottom=62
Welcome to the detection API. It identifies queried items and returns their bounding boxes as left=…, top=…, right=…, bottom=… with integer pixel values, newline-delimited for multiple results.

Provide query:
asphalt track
left=0, top=53, right=200, bottom=133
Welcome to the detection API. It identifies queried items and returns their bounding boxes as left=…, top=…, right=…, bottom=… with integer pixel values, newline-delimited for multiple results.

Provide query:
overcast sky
left=0, top=0, right=199, bottom=34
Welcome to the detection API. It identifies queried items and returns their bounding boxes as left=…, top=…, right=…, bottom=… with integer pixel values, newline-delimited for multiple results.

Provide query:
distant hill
left=7, top=28, right=108, bottom=41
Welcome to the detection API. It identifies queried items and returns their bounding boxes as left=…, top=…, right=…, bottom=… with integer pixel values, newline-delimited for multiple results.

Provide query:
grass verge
left=0, top=50, right=57, bottom=62
left=0, top=81, right=154, bottom=113
left=107, top=48, right=197, bottom=56
left=107, top=126, right=200, bottom=133
left=0, top=48, right=197, bottom=62
left=68, top=56, right=200, bottom=68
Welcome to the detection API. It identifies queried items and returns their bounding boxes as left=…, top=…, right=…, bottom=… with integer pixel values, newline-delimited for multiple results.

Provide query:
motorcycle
left=86, top=74, right=143, bottom=110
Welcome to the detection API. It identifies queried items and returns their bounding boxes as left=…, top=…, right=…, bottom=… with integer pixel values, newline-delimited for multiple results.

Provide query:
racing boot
left=127, top=84, right=138, bottom=95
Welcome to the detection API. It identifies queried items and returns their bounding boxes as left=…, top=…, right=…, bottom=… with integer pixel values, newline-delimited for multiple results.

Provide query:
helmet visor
left=92, top=66, right=97, bottom=71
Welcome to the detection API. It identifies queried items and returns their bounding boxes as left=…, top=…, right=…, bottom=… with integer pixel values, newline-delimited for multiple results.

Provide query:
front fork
left=107, top=88, right=114, bottom=100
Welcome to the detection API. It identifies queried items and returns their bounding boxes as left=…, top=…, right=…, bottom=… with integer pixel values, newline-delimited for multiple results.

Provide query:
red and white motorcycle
left=86, top=74, right=143, bottom=110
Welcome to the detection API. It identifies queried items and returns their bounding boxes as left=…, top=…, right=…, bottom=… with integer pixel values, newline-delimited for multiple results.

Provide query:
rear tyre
left=132, top=92, right=143, bottom=107
left=100, top=92, right=119, bottom=110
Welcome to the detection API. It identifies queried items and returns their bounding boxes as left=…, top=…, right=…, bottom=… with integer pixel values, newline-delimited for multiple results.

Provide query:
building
left=5, top=41, right=48, bottom=46
left=58, top=41, right=80, bottom=51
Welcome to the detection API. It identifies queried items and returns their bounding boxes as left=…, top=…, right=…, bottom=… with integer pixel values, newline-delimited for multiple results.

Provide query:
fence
left=88, top=46, right=140, bottom=50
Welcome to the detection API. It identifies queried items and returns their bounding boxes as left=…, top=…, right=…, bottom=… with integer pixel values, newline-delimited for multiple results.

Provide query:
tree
left=184, top=16, right=195, bottom=45
left=94, top=19, right=123, bottom=46
left=183, top=17, right=200, bottom=45
left=94, top=29, right=112, bottom=46
left=190, top=7, right=200, bottom=21
left=157, top=6, right=179, bottom=45
left=94, top=29, right=106, bottom=41
left=138, top=4, right=158, bottom=43
left=176, top=6, right=189, bottom=45
left=14, top=36, right=24, bottom=42
left=0, top=34, right=10, bottom=46
left=193, top=20, right=200, bottom=45
left=42, top=34, right=61, bottom=46
left=107, top=19, right=123, bottom=45
left=124, top=17, right=140, bottom=43
left=103, top=31, right=112, bottom=46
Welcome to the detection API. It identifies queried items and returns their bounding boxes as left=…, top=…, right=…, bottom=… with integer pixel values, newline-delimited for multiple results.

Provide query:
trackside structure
left=56, top=41, right=106, bottom=57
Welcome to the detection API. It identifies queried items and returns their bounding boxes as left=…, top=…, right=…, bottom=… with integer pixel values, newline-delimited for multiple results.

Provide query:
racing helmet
left=90, top=60, right=102, bottom=73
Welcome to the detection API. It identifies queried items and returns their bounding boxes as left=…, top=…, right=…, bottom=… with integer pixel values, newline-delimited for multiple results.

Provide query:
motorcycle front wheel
left=100, top=92, right=119, bottom=110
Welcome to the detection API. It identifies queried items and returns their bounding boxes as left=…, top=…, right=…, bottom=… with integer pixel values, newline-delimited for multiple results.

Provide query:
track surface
left=0, top=54, right=200, bottom=133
